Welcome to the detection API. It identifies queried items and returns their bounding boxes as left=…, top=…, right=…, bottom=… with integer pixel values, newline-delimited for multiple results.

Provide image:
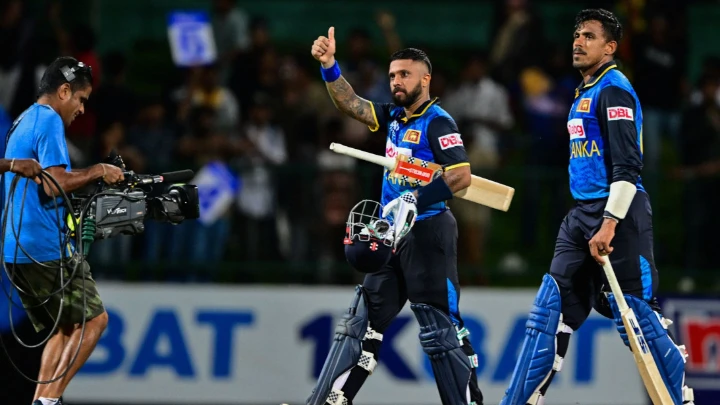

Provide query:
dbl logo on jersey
left=660, top=297, right=720, bottom=391
left=438, top=133, right=463, bottom=150
left=607, top=106, right=634, bottom=121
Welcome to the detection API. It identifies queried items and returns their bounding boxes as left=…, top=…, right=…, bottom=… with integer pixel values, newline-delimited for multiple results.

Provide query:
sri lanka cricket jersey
left=369, top=98, right=470, bottom=221
left=568, top=61, right=645, bottom=201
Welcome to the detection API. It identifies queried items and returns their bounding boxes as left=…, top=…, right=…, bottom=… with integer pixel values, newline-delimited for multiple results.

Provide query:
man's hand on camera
left=98, top=164, right=125, bottom=184
left=8, top=158, right=43, bottom=184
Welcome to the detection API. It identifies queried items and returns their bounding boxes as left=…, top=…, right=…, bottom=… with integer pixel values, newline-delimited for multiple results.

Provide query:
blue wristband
left=416, top=175, right=454, bottom=209
left=320, top=61, right=341, bottom=82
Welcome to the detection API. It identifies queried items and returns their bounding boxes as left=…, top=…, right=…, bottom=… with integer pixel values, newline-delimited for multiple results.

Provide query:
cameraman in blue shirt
left=4, top=56, right=124, bottom=405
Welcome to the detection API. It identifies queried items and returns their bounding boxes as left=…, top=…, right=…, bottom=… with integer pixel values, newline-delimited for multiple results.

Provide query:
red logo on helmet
left=370, top=242, right=378, bottom=251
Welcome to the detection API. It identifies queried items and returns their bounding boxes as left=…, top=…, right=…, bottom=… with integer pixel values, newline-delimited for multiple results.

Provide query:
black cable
left=5, top=177, right=79, bottom=298
left=0, top=168, right=184, bottom=385
left=0, top=170, right=87, bottom=384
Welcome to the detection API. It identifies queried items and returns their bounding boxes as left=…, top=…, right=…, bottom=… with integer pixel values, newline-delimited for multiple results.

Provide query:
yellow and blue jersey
left=369, top=98, right=469, bottom=221
left=568, top=61, right=645, bottom=201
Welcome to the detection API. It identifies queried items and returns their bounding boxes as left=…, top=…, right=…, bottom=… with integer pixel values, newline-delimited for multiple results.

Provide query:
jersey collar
left=399, top=97, right=438, bottom=123
left=574, top=61, right=617, bottom=98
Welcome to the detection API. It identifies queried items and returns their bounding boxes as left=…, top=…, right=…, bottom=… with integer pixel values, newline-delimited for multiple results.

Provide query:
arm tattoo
left=326, top=76, right=377, bottom=127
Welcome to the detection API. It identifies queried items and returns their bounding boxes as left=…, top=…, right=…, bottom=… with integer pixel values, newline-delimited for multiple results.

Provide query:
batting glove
left=382, top=192, right=417, bottom=247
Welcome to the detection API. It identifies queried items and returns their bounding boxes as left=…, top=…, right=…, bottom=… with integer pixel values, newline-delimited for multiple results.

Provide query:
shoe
left=31, top=399, right=63, bottom=405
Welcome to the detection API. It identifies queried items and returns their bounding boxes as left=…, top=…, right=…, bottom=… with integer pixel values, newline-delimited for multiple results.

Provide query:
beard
left=572, top=59, right=590, bottom=70
left=392, top=82, right=423, bottom=107
left=572, top=48, right=590, bottom=70
left=572, top=52, right=603, bottom=71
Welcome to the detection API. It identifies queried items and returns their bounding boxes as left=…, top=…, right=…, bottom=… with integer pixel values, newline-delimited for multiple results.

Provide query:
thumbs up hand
left=311, top=26, right=337, bottom=68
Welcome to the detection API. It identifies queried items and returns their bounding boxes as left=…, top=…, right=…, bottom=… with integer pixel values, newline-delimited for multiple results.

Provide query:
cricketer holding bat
left=500, top=9, right=694, bottom=405
left=307, top=27, right=484, bottom=405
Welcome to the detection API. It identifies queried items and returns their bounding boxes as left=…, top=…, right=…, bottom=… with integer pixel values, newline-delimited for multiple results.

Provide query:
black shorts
left=362, top=210, right=464, bottom=333
left=550, top=191, right=658, bottom=330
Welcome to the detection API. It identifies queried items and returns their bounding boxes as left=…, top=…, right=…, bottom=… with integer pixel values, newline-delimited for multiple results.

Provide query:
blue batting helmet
left=343, top=200, right=395, bottom=273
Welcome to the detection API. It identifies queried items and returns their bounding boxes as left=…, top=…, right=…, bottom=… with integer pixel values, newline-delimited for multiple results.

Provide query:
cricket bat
left=601, top=258, right=674, bottom=405
left=329, top=143, right=514, bottom=212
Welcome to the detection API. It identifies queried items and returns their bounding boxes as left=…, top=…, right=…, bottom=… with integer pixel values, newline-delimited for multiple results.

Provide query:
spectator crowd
left=0, top=0, right=717, bottom=290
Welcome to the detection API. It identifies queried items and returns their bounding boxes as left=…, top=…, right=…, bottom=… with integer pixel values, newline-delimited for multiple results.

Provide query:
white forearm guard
left=605, top=181, right=637, bottom=220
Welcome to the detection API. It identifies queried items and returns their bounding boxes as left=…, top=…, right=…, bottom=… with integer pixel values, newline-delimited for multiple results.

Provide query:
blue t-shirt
left=3, top=103, right=72, bottom=263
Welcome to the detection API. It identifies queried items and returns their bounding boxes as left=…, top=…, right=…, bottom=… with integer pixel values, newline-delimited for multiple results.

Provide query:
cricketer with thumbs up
left=306, top=27, right=484, bottom=405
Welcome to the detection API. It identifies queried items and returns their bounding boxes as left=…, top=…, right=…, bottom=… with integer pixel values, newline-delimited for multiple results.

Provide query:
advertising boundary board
left=56, top=283, right=650, bottom=405
left=657, top=294, right=720, bottom=405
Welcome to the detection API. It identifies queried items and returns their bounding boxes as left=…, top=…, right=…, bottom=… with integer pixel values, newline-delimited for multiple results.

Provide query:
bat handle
left=329, top=142, right=396, bottom=170
left=601, top=258, right=629, bottom=311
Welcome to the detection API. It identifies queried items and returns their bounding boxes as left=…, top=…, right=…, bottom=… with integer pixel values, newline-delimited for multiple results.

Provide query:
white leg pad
left=357, top=350, right=377, bottom=374
left=527, top=391, right=545, bottom=405
left=326, top=389, right=349, bottom=405
left=365, top=327, right=383, bottom=341
left=683, top=385, right=695, bottom=404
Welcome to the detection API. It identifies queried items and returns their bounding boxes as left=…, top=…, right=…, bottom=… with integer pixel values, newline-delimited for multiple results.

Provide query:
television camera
left=70, top=152, right=200, bottom=240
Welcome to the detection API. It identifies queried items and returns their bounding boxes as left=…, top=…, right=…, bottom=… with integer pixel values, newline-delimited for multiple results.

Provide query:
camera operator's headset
left=0, top=60, right=97, bottom=385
